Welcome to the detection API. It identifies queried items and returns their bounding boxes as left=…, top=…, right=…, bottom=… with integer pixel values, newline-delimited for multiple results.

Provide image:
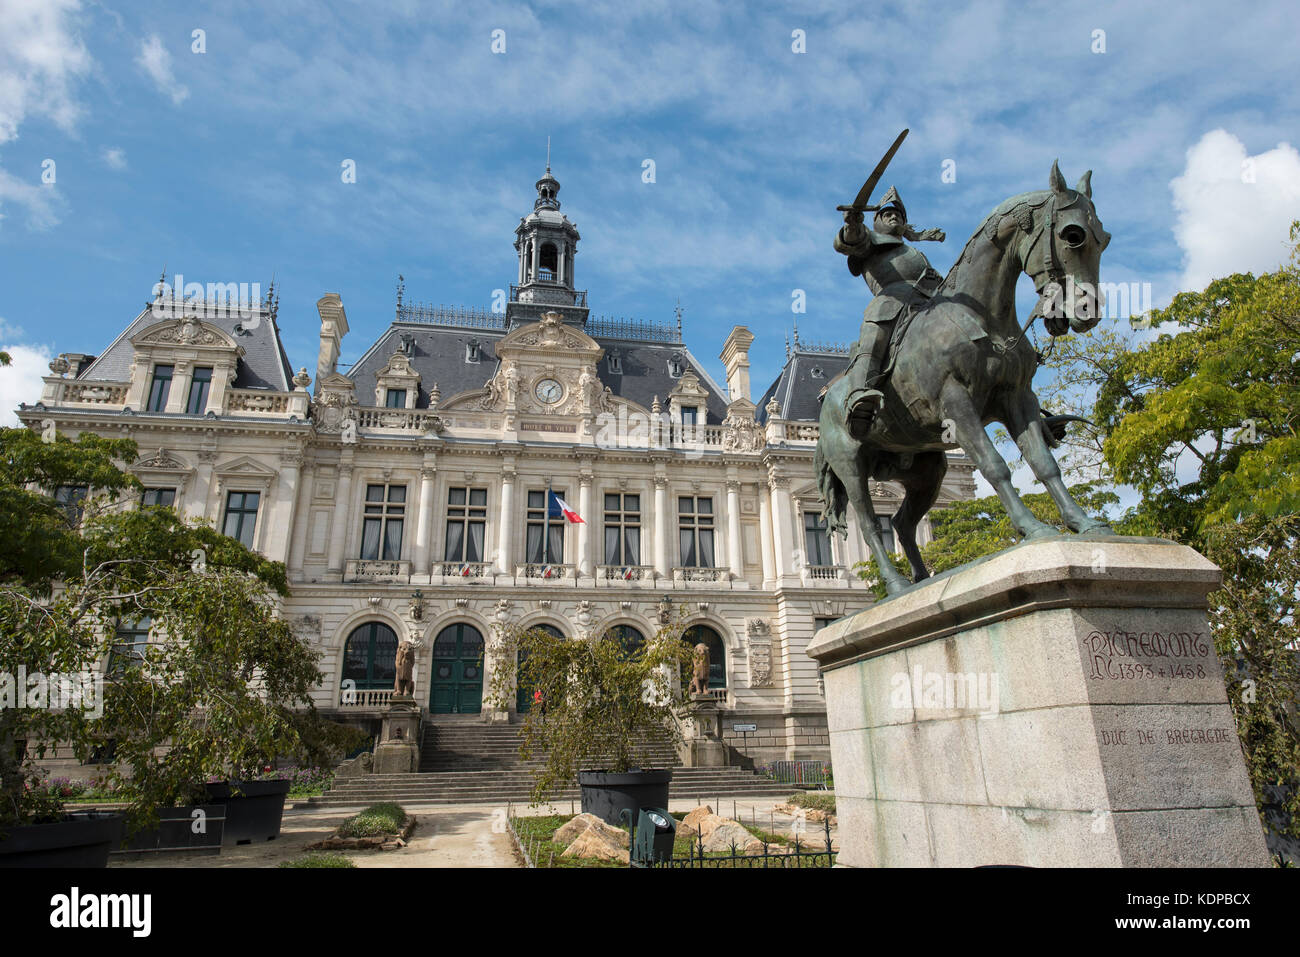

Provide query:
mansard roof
left=76, top=301, right=295, bottom=392
left=346, top=317, right=730, bottom=421
left=756, top=340, right=852, bottom=423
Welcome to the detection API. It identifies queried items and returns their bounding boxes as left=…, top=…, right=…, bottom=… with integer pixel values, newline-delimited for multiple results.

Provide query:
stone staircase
left=307, top=716, right=791, bottom=808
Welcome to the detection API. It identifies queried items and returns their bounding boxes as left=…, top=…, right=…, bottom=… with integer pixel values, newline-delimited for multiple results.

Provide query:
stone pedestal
left=681, top=696, right=728, bottom=767
left=373, top=695, right=421, bottom=775
left=807, top=535, right=1270, bottom=868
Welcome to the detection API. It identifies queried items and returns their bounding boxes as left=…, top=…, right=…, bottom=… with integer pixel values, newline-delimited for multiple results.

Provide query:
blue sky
left=3, top=0, right=1300, bottom=455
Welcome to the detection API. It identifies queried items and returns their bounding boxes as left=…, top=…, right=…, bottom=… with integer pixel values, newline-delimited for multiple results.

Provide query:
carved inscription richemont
left=1081, top=628, right=1212, bottom=681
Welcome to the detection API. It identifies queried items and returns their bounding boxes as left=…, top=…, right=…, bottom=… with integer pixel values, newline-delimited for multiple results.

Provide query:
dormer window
left=607, top=351, right=622, bottom=374
left=667, top=353, right=685, bottom=378
left=810, top=366, right=825, bottom=379
left=385, top=388, right=407, bottom=409
left=466, top=339, right=481, bottom=363
left=399, top=333, right=416, bottom=357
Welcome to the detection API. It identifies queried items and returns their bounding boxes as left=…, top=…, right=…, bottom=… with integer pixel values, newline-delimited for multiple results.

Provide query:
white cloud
left=0, top=164, right=62, bottom=228
left=0, top=0, right=92, bottom=144
left=0, top=341, right=53, bottom=426
left=102, top=146, right=126, bottom=169
left=136, top=34, right=188, bottom=105
left=1171, top=130, right=1300, bottom=291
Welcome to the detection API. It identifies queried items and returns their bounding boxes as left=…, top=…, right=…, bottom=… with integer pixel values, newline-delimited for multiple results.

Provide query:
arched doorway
left=682, top=624, right=726, bottom=690
left=342, top=621, right=399, bottom=694
left=517, top=623, right=564, bottom=713
left=430, top=623, right=485, bottom=714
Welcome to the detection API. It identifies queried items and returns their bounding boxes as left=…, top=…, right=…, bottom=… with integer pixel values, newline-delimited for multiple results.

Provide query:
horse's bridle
left=993, top=193, right=1065, bottom=360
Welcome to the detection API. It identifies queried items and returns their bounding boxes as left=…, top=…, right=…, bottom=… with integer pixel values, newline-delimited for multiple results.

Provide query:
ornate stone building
left=17, top=165, right=976, bottom=762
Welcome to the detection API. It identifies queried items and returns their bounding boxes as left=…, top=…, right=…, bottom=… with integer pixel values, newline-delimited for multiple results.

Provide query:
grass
left=338, top=802, right=407, bottom=838
left=278, top=852, right=357, bottom=868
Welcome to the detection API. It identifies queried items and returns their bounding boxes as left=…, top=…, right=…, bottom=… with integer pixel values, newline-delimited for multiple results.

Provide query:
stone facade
left=16, top=167, right=977, bottom=765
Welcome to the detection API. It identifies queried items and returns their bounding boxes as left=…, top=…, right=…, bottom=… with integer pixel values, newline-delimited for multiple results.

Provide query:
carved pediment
left=132, top=318, right=238, bottom=350
left=213, top=455, right=279, bottom=480
left=135, top=447, right=189, bottom=471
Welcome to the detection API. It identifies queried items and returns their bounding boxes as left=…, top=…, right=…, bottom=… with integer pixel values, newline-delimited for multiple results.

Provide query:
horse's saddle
left=881, top=302, right=987, bottom=379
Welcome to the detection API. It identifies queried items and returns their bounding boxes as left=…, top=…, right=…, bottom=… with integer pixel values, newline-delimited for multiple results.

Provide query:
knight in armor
left=834, top=186, right=945, bottom=436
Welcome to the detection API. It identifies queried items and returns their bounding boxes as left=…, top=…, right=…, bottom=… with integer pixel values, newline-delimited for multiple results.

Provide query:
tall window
left=680, top=406, right=698, bottom=426
left=222, top=490, right=260, bottom=548
left=444, top=487, right=487, bottom=563
left=109, top=617, right=151, bottom=677
left=361, top=484, right=406, bottom=560
left=54, top=484, right=88, bottom=525
left=875, top=514, right=896, bottom=553
left=603, top=492, right=641, bottom=566
left=142, top=487, right=176, bottom=508
left=526, top=489, right=564, bottom=564
left=804, top=511, right=834, bottom=566
left=342, top=622, right=399, bottom=689
left=147, top=364, right=173, bottom=412
left=186, top=366, right=212, bottom=414
left=678, top=495, right=715, bottom=568
left=384, top=388, right=407, bottom=408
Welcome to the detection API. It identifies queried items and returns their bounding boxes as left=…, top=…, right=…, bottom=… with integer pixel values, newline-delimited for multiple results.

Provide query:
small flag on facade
left=460, top=564, right=471, bottom=577
left=547, top=490, right=585, bottom=524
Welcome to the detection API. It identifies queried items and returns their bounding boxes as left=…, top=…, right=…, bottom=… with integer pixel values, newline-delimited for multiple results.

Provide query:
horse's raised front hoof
left=883, top=576, right=911, bottom=596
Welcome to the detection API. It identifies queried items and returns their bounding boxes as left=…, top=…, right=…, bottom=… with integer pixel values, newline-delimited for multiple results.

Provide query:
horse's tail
left=815, top=442, right=849, bottom=537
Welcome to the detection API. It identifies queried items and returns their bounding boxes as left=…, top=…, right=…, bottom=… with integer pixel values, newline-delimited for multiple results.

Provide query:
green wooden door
left=430, top=623, right=485, bottom=714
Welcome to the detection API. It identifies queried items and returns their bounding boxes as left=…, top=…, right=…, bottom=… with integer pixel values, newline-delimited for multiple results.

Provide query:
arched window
left=342, top=621, right=399, bottom=690
left=605, top=624, right=645, bottom=659
left=517, top=623, right=564, bottom=713
left=682, top=624, right=726, bottom=689
left=539, top=242, right=558, bottom=279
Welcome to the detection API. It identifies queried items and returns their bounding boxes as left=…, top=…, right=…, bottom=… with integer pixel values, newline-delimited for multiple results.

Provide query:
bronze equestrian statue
left=817, top=142, right=1113, bottom=597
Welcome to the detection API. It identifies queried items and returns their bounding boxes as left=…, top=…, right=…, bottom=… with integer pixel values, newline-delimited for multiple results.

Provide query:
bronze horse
left=816, top=161, right=1113, bottom=596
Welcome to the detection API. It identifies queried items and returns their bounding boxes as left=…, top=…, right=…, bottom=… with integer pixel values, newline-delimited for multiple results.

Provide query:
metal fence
left=766, top=760, right=831, bottom=787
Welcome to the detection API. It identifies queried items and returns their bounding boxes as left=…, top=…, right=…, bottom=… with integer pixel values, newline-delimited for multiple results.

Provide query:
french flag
left=548, top=490, right=585, bottom=524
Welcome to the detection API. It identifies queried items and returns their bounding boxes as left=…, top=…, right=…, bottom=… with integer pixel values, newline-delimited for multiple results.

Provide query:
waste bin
left=622, top=806, right=676, bottom=864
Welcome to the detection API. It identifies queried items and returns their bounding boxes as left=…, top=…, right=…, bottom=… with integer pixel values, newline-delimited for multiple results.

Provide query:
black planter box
left=578, top=769, right=672, bottom=827
left=204, top=779, right=291, bottom=846
left=0, top=811, right=125, bottom=868
left=112, top=804, right=226, bottom=858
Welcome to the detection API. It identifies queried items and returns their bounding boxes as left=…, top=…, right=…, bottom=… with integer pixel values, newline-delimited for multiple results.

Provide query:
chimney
left=720, top=326, right=755, bottom=404
left=315, top=293, right=350, bottom=393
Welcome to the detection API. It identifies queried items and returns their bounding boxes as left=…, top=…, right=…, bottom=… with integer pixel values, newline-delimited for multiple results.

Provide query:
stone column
left=165, top=359, right=191, bottom=413
left=327, top=456, right=354, bottom=574
left=190, top=451, right=217, bottom=524
left=726, top=478, right=743, bottom=579
left=497, top=466, right=516, bottom=575
left=653, top=473, right=670, bottom=578
left=577, top=467, right=593, bottom=577
left=768, top=469, right=794, bottom=580
left=266, top=451, right=302, bottom=565
left=412, top=459, right=437, bottom=576
left=758, top=481, right=776, bottom=584
left=530, top=240, right=539, bottom=283
left=288, top=461, right=313, bottom=580
left=558, top=241, right=566, bottom=285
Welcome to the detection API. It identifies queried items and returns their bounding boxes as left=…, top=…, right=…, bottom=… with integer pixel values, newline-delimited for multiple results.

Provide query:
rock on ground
left=561, top=823, right=630, bottom=863
left=702, top=820, right=764, bottom=854
left=677, top=805, right=714, bottom=839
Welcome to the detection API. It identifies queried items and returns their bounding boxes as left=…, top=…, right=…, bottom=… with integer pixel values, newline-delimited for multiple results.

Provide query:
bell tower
left=508, top=152, right=588, bottom=328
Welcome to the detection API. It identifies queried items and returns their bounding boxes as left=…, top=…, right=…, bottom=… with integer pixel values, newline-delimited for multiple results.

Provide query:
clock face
left=534, top=378, right=563, bottom=404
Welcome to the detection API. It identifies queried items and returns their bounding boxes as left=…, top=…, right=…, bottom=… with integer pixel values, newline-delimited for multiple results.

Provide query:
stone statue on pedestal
left=393, top=639, right=416, bottom=697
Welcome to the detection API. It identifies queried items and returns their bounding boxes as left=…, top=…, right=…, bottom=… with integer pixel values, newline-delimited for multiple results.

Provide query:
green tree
left=0, top=426, right=357, bottom=832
